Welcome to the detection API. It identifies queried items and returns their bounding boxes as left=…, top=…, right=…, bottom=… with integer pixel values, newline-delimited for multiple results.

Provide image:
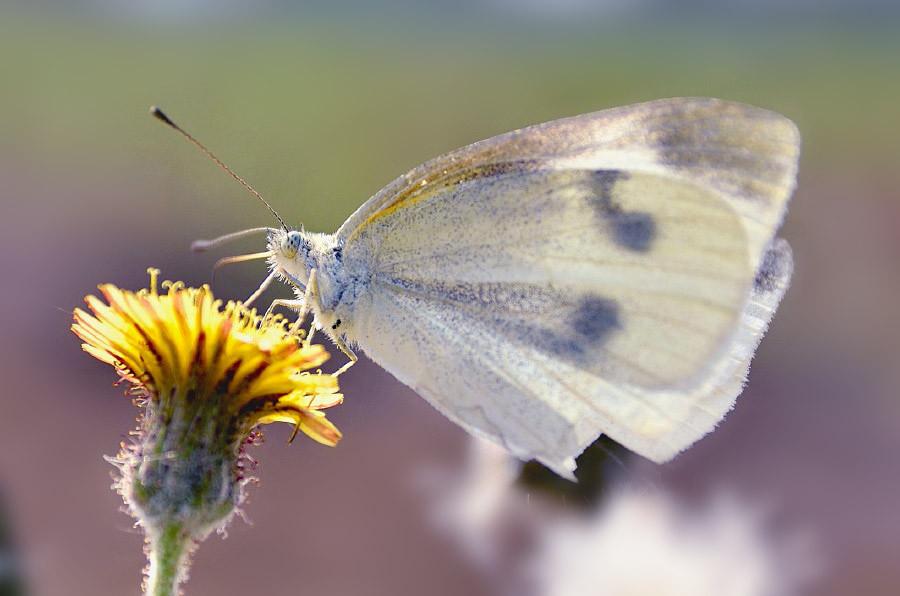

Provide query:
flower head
left=72, top=269, right=343, bottom=594
left=73, top=268, right=342, bottom=447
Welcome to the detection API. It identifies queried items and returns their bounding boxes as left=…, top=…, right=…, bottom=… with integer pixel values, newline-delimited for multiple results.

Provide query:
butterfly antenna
left=150, top=105, right=289, bottom=232
left=191, top=227, right=275, bottom=252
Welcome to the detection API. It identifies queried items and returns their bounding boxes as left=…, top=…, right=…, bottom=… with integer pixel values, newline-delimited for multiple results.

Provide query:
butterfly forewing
left=352, top=167, right=750, bottom=389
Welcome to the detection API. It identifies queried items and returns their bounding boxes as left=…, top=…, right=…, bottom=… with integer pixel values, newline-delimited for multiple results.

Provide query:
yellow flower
left=72, top=269, right=344, bottom=593
left=72, top=268, right=342, bottom=446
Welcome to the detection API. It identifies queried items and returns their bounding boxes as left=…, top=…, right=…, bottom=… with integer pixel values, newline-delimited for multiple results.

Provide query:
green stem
left=146, top=521, right=190, bottom=596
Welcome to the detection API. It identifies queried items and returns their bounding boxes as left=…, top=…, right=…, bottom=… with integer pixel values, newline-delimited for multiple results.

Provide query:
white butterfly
left=180, top=97, right=800, bottom=479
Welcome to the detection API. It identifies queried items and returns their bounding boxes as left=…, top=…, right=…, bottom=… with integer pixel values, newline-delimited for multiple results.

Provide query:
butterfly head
left=267, top=227, right=315, bottom=284
left=269, top=228, right=308, bottom=263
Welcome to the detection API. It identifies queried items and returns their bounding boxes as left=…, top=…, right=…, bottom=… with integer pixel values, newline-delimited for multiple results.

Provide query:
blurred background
left=1, top=1, right=899, bottom=595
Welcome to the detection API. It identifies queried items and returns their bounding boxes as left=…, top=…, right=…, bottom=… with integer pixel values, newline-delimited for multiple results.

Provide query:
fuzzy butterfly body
left=263, top=97, right=799, bottom=478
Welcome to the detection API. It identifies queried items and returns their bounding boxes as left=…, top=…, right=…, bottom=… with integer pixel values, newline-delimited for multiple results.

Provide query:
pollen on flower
left=72, top=268, right=343, bottom=546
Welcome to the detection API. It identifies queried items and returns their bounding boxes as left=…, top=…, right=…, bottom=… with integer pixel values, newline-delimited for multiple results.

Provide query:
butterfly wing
left=337, top=98, right=799, bottom=477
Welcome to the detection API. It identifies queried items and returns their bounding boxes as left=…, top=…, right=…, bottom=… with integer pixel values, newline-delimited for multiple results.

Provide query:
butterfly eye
left=281, top=231, right=303, bottom=258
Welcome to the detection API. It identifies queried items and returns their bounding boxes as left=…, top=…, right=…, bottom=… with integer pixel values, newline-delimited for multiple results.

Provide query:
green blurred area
left=3, top=15, right=898, bottom=233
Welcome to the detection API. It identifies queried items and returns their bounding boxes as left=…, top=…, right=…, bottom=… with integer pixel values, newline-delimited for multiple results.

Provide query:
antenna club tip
left=149, top=105, right=176, bottom=127
left=190, top=240, right=208, bottom=253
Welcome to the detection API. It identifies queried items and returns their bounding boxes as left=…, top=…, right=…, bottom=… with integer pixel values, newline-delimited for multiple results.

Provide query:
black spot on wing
left=528, top=296, right=622, bottom=365
left=610, top=211, right=656, bottom=252
left=383, top=277, right=621, bottom=367
left=572, top=296, right=621, bottom=343
left=754, top=239, right=793, bottom=294
left=589, top=170, right=656, bottom=253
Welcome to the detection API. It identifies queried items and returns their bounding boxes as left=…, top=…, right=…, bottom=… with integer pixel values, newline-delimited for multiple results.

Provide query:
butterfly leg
left=244, top=270, right=277, bottom=307
left=298, top=268, right=357, bottom=375
left=262, top=269, right=319, bottom=341
left=298, top=269, right=320, bottom=346
left=263, top=298, right=312, bottom=342
left=263, top=298, right=305, bottom=323
left=331, top=338, right=357, bottom=377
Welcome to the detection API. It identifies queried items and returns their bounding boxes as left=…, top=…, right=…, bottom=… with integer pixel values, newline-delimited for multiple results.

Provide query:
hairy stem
left=146, top=521, right=190, bottom=596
